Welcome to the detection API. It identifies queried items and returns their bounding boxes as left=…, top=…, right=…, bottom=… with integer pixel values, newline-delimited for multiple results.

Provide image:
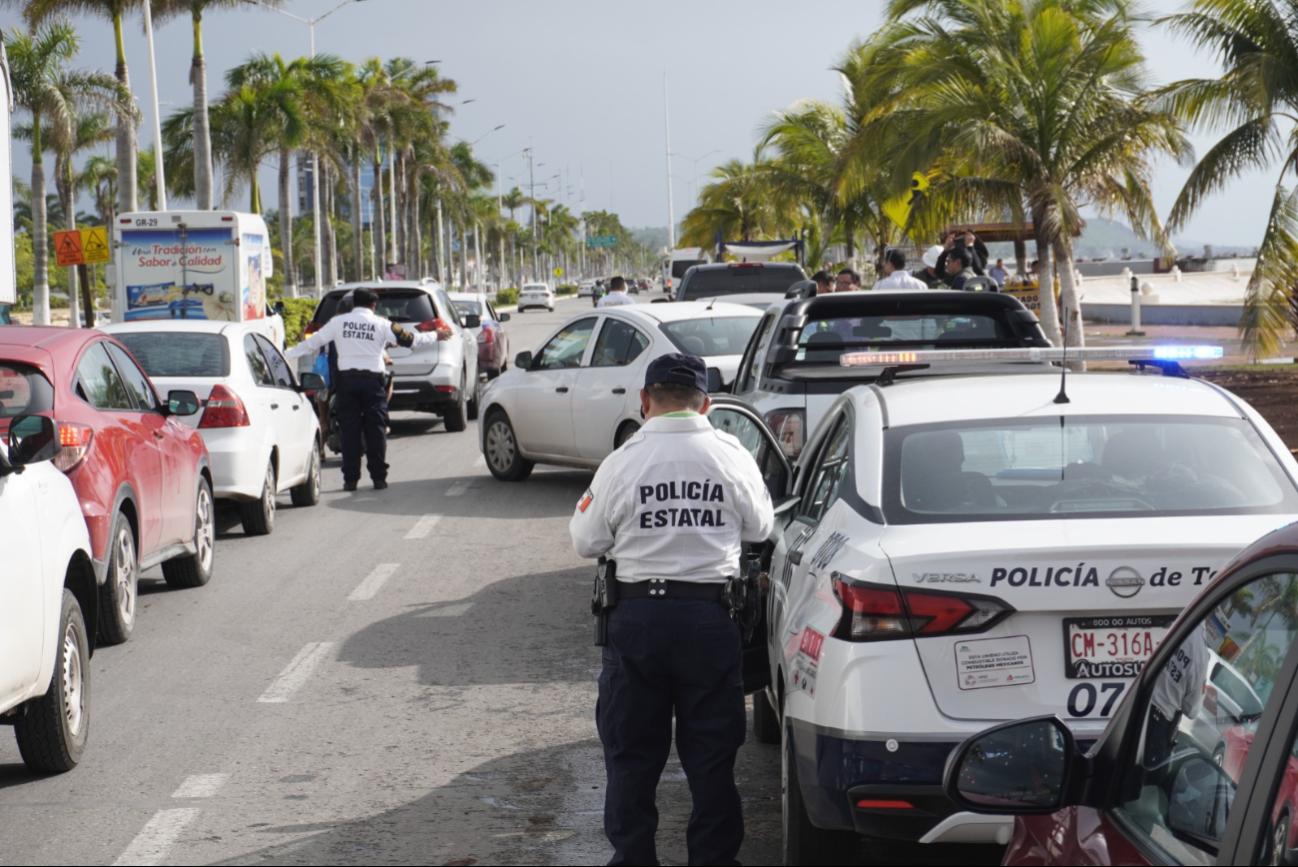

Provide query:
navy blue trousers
left=336, top=374, right=389, bottom=484
left=597, top=597, right=746, bottom=866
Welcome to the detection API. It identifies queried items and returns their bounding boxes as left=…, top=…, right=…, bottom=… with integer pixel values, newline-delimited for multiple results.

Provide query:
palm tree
left=851, top=0, right=1189, bottom=346
left=148, top=0, right=282, bottom=210
left=81, top=152, right=117, bottom=226
left=226, top=51, right=346, bottom=296
left=6, top=21, right=131, bottom=324
left=1159, top=0, right=1298, bottom=357
left=680, top=152, right=796, bottom=249
left=24, top=0, right=142, bottom=216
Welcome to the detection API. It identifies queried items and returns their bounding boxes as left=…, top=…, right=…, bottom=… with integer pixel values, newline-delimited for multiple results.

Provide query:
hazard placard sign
left=54, top=230, right=84, bottom=267
left=81, top=227, right=110, bottom=264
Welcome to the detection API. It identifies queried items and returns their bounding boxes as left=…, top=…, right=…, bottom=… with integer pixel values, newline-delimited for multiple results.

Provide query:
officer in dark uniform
left=286, top=288, right=449, bottom=490
left=571, top=353, right=775, bottom=866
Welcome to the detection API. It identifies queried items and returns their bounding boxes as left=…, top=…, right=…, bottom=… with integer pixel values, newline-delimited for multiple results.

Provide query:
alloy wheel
left=262, top=464, right=277, bottom=529
left=196, top=487, right=214, bottom=573
left=114, top=526, right=137, bottom=626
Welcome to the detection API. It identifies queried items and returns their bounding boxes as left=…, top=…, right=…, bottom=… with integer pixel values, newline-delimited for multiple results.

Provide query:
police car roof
left=853, top=370, right=1242, bottom=427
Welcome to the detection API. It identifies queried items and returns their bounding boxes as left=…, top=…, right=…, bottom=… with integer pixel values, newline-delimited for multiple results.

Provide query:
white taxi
left=0, top=412, right=96, bottom=772
left=762, top=347, right=1298, bottom=863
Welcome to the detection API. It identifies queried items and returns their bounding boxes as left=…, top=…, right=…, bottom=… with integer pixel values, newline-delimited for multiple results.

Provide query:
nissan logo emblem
left=1106, top=567, right=1145, bottom=599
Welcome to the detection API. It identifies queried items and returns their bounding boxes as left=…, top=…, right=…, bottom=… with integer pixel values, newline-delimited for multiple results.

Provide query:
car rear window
left=659, top=316, right=762, bottom=358
left=0, top=362, right=54, bottom=419
left=672, top=259, right=705, bottom=280
left=797, top=313, right=1016, bottom=360
left=452, top=300, right=483, bottom=320
left=115, top=333, right=229, bottom=378
left=884, top=416, right=1298, bottom=523
left=680, top=266, right=804, bottom=300
left=314, top=290, right=435, bottom=324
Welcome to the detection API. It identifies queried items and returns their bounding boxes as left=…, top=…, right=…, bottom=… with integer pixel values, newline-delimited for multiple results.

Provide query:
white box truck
left=112, top=210, right=284, bottom=346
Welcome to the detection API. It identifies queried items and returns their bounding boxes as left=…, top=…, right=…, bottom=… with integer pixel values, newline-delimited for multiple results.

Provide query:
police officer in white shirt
left=597, top=275, right=637, bottom=308
left=873, top=248, right=929, bottom=291
left=570, top=352, right=775, bottom=867
left=1144, top=630, right=1208, bottom=773
left=286, top=288, right=449, bottom=491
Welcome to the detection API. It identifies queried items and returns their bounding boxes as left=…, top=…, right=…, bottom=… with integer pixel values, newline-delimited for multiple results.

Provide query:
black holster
left=724, top=554, right=763, bottom=642
left=592, top=557, right=618, bottom=647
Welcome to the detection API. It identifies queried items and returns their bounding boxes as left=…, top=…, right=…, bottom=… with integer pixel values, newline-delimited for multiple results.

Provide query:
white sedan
left=518, top=283, right=555, bottom=312
left=478, top=301, right=762, bottom=480
left=102, top=320, right=323, bottom=536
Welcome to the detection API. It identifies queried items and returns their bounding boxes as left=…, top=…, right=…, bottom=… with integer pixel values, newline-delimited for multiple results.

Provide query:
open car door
left=705, top=396, right=794, bottom=694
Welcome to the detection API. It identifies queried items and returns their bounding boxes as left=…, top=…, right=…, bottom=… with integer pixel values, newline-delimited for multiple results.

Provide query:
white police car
left=759, top=346, right=1298, bottom=863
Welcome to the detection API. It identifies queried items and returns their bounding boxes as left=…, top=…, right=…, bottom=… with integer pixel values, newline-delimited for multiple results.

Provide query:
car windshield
left=315, top=290, right=435, bottom=324
left=884, top=415, right=1298, bottom=523
left=659, top=316, right=762, bottom=357
left=0, top=362, right=54, bottom=419
left=452, top=301, right=483, bottom=320
left=797, top=313, right=1016, bottom=360
left=681, top=267, right=804, bottom=299
left=115, top=333, right=229, bottom=378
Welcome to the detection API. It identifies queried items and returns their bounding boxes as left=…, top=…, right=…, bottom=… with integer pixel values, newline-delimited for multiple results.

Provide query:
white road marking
left=419, top=602, right=474, bottom=618
left=349, top=563, right=400, bottom=601
left=405, top=514, right=441, bottom=540
left=445, top=480, right=472, bottom=497
left=112, top=808, right=201, bottom=866
left=171, top=774, right=230, bottom=799
left=258, top=642, right=335, bottom=703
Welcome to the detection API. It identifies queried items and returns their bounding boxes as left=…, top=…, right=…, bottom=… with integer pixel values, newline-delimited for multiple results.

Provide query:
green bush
left=496, top=286, right=520, bottom=307
left=556, top=284, right=577, bottom=296
left=278, top=297, right=319, bottom=346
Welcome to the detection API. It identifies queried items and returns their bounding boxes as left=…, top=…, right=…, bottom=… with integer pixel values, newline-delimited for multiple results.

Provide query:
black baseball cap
left=645, top=352, right=708, bottom=392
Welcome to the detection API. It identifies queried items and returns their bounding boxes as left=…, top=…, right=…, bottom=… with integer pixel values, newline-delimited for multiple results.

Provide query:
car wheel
left=444, top=373, right=468, bottom=433
left=783, top=710, right=859, bottom=865
left=753, top=689, right=780, bottom=745
left=615, top=421, right=640, bottom=449
left=468, top=376, right=481, bottom=422
left=97, top=512, right=138, bottom=645
left=240, top=461, right=277, bottom=536
left=484, top=410, right=534, bottom=481
left=162, top=478, right=215, bottom=589
left=14, top=589, right=90, bottom=773
left=1213, top=745, right=1226, bottom=767
left=1269, top=814, right=1290, bottom=866
left=291, top=441, right=322, bottom=507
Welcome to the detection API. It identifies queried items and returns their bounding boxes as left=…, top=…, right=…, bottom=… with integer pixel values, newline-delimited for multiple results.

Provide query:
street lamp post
left=249, top=0, right=365, bottom=296
left=669, top=149, right=720, bottom=209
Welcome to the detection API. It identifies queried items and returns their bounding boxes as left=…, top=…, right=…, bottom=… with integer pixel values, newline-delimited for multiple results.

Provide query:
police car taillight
left=831, top=577, right=1014, bottom=642
left=417, top=318, right=448, bottom=333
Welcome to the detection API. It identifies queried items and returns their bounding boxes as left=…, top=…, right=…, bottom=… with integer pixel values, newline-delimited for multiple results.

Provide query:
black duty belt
left=618, top=579, right=727, bottom=602
left=338, top=369, right=386, bottom=380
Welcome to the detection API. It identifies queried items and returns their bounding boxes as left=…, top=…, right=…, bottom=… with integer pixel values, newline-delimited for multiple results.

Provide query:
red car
left=0, top=328, right=213, bottom=646
left=943, top=520, right=1298, bottom=866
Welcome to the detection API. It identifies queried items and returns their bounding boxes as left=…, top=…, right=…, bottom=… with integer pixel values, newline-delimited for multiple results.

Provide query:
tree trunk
left=844, top=221, right=855, bottom=263
left=191, top=9, right=213, bottom=210
left=322, top=167, right=337, bottom=288
left=410, top=177, right=422, bottom=279
left=1013, top=238, right=1028, bottom=278
left=372, top=157, right=386, bottom=275
left=1054, top=237, right=1084, bottom=352
left=113, top=14, right=138, bottom=216
left=61, top=156, right=78, bottom=327
left=32, top=143, right=49, bottom=326
left=350, top=149, right=364, bottom=282
left=460, top=225, right=469, bottom=288
left=1034, top=218, right=1061, bottom=345
left=395, top=154, right=407, bottom=268
left=436, top=200, right=445, bottom=285
left=279, top=149, right=297, bottom=297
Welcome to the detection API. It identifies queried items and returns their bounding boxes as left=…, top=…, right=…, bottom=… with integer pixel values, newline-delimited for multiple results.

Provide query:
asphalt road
left=0, top=293, right=1001, bottom=867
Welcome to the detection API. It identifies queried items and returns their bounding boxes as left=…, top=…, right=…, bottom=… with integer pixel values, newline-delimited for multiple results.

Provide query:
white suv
left=0, top=411, right=96, bottom=772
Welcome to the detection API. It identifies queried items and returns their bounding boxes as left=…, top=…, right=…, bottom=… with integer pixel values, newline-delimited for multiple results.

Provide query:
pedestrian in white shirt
left=873, top=249, right=929, bottom=291
left=598, top=276, right=637, bottom=307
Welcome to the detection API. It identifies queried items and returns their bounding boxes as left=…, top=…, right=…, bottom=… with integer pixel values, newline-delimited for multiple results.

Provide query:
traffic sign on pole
left=54, top=230, right=84, bottom=267
left=81, top=227, right=110, bottom=264
left=553, top=267, right=564, bottom=278
left=586, top=235, right=617, bottom=249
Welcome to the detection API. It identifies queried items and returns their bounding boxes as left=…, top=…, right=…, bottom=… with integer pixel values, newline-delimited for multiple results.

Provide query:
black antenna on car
left=1054, top=308, right=1071, bottom=405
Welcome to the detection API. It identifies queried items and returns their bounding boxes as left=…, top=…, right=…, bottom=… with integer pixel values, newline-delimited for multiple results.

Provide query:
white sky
left=0, top=0, right=1272, bottom=248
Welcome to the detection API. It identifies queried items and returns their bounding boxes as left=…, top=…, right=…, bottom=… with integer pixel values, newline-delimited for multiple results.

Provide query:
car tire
left=162, top=478, right=215, bottom=589
left=14, top=589, right=90, bottom=773
left=615, top=421, right=640, bottom=449
left=97, top=512, right=138, bottom=646
left=484, top=410, right=534, bottom=482
left=444, top=374, right=468, bottom=433
left=753, top=689, right=780, bottom=745
left=468, top=377, right=481, bottom=422
left=240, top=461, right=277, bottom=536
left=783, top=712, right=859, bottom=865
left=1267, top=813, right=1290, bottom=866
left=291, top=441, right=322, bottom=507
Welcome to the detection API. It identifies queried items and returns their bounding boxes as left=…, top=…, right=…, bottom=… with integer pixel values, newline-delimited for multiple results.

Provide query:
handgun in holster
left=592, top=557, right=619, bottom=647
left=724, top=553, right=763, bottom=643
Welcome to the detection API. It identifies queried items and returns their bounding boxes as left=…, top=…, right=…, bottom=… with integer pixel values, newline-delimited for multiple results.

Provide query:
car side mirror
left=1166, top=755, right=1234, bottom=851
left=298, top=372, right=327, bottom=392
left=462, top=314, right=482, bottom=329
left=944, top=716, right=1078, bottom=815
left=515, top=351, right=534, bottom=370
left=706, top=367, right=727, bottom=394
left=7, top=415, right=61, bottom=468
left=499, top=313, right=511, bottom=323
left=273, top=301, right=286, bottom=315
left=166, top=390, right=202, bottom=417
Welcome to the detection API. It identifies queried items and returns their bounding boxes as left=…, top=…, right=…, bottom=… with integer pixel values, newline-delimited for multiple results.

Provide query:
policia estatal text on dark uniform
left=286, top=288, right=449, bottom=491
left=571, top=352, right=775, bottom=867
